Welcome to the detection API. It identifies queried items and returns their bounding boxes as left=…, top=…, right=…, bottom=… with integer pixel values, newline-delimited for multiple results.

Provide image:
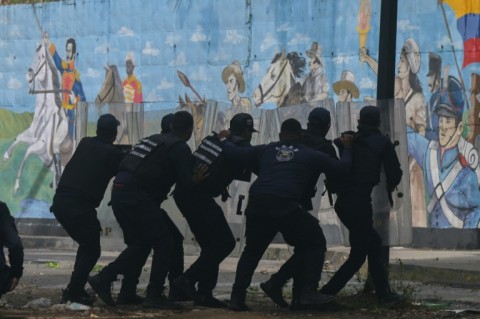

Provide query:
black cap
left=229, top=113, right=258, bottom=134
left=97, top=113, right=120, bottom=131
left=308, top=107, right=331, bottom=128
left=427, top=52, right=442, bottom=77
left=359, top=105, right=380, bottom=127
left=161, top=113, right=175, bottom=133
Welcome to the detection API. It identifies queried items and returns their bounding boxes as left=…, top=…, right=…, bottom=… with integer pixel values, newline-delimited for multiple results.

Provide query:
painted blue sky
left=0, top=0, right=476, bottom=112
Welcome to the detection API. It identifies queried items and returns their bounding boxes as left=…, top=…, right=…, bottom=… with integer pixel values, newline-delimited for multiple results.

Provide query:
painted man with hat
left=333, top=70, right=360, bottom=103
left=407, top=76, right=480, bottom=228
left=122, top=52, right=143, bottom=104
left=302, top=42, right=330, bottom=102
left=425, top=53, right=443, bottom=141
left=222, top=61, right=252, bottom=121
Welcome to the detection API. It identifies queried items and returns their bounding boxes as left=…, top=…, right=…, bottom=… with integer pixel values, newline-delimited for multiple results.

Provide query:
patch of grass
left=92, top=264, right=104, bottom=272
left=44, top=261, right=60, bottom=269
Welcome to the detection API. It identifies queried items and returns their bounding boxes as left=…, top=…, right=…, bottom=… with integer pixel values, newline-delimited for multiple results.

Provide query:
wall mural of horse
left=95, top=65, right=126, bottom=143
left=2, top=38, right=69, bottom=193
left=253, top=50, right=306, bottom=108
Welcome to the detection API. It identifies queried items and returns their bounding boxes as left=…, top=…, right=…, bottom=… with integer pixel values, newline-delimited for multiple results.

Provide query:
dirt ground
left=1, top=249, right=479, bottom=318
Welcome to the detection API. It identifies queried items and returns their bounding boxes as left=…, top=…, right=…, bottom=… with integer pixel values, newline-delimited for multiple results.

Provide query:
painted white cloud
left=9, top=25, right=21, bottom=38
left=0, top=16, right=8, bottom=25
left=85, top=68, right=100, bottom=78
left=0, top=40, right=6, bottom=48
left=212, top=49, right=230, bottom=62
left=359, top=77, right=377, bottom=90
left=437, top=35, right=463, bottom=50
left=95, top=43, right=109, bottom=54
left=397, top=19, right=420, bottom=32
left=165, top=34, right=181, bottom=47
left=288, top=33, right=311, bottom=46
left=145, top=90, right=165, bottom=102
left=169, top=51, right=187, bottom=66
left=224, top=30, right=245, bottom=44
left=333, top=54, right=352, bottom=64
left=8, top=77, right=22, bottom=90
left=157, top=78, right=174, bottom=90
left=277, top=22, right=292, bottom=32
left=190, top=65, right=211, bottom=82
left=0, top=73, right=3, bottom=80
left=252, top=62, right=262, bottom=76
left=190, top=25, right=207, bottom=42
left=261, top=33, right=278, bottom=52
left=5, top=54, right=15, bottom=67
left=118, top=26, right=135, bottom=37
left=142, top=41, right=160, bottom=56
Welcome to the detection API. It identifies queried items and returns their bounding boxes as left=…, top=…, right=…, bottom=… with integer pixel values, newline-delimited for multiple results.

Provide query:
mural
left=0, top=0, right=480, bottom=237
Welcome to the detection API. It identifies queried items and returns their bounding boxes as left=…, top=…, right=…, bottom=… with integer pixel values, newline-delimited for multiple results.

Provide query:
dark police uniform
left=92, top=132, right=196, bottom=308
left=51, top=132, right=123, bottom=303
left=320, top=116, right=401, bottom=302
left=226, top=136, right=352, bottom=309
left=172, top=134, right=251, bottom=305
left=0, top=201, right=23, bottom=297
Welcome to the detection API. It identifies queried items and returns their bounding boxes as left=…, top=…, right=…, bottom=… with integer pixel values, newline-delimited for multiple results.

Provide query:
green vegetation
left=44, top=261, right=60, bottom=269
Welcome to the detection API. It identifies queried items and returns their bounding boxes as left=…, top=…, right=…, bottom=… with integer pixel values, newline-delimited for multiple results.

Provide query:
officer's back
left=55, top=114, right=123, bottom=208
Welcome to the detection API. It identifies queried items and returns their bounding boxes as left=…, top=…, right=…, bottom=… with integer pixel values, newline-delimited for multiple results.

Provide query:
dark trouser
left=100, top=185, right=181, bottom=294
left=174, top=191, right=236, bottom=294
left=0, top=265, right=11, bottom=296
left=320, top=192, right=389, bottom=296
left=232, top=195, right=326, bottom=294
left=52, top=196, right=101, bottom=291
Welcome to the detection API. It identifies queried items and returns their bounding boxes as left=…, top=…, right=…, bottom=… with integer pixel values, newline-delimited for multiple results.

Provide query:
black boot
left=116, top=278, right=144, bottom=305
left=260, top=279, right=288, bottom=308
left=61, top=286, right=95, bottom=306
left=229, top=289, right=249, bottom=312
left=171, top=275, right=196, bottom=300
left=195, top=292, right=228, bottom=308
left=290, top=289, right=334, bottom=310
left=168, top=281, right=192, bottom=302
left=88, top=275, right=116, bottom=307
left=143, top=287, right=182, bottom=309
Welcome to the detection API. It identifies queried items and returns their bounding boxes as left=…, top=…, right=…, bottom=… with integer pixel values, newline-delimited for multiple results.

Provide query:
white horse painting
left=2, top=39, right=69, bottom=193
left=253, top=51, right=306, bottom=108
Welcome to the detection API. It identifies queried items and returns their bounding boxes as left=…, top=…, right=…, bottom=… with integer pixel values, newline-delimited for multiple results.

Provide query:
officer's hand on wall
left=193, top=163, right=209, bottom=184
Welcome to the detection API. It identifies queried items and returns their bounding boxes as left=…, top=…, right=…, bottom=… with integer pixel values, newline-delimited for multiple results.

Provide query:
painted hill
left=0, top=108, right=33, bottom=139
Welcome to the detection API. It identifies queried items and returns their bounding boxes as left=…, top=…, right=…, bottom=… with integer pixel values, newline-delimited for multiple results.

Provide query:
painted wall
left=1, top=0, right=480, bottom=239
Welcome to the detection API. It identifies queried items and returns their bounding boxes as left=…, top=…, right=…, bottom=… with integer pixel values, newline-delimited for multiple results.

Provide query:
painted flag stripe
left=457, top=13, right=480, bottom=41
left=444, top=0, right=480, bottom=19
left=463, top=37, right=480, bottom=68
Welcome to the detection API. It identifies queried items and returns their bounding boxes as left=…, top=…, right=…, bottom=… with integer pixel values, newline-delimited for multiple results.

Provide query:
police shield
left=335, top=99, right=412, bottom=246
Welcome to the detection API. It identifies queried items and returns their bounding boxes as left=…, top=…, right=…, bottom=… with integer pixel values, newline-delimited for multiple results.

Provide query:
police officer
left=88, top=111, right=207, bottom=309
left=224, top=118, right=353, bottom=311
left=319, top=106, right=402, bottom=304
left=50, top=113, right=123, bottom=305
left=171, top=113, right=256, bottom=308
left=260, top=107, right=338, bottom=308
left=0, top=201, right=24, bottom=298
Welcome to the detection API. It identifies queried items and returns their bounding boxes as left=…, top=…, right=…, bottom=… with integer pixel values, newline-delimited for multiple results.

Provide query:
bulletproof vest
left=119, top=133, right=183, bottom=194
left=193, top=134, right=251, bottom=197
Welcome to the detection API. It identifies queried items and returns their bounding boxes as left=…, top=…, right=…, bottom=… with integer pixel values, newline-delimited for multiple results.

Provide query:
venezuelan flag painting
left=443, top=0, right=480, bottom=68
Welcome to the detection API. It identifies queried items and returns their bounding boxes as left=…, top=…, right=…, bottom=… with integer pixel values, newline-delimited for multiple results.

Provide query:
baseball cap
left=359, top=105, right=380, bottom=127
left=308, top=107, right=331, bottom=127
left=97, top=113, right=120, bottom=131
left=229, top=113, right=258, bottom=134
